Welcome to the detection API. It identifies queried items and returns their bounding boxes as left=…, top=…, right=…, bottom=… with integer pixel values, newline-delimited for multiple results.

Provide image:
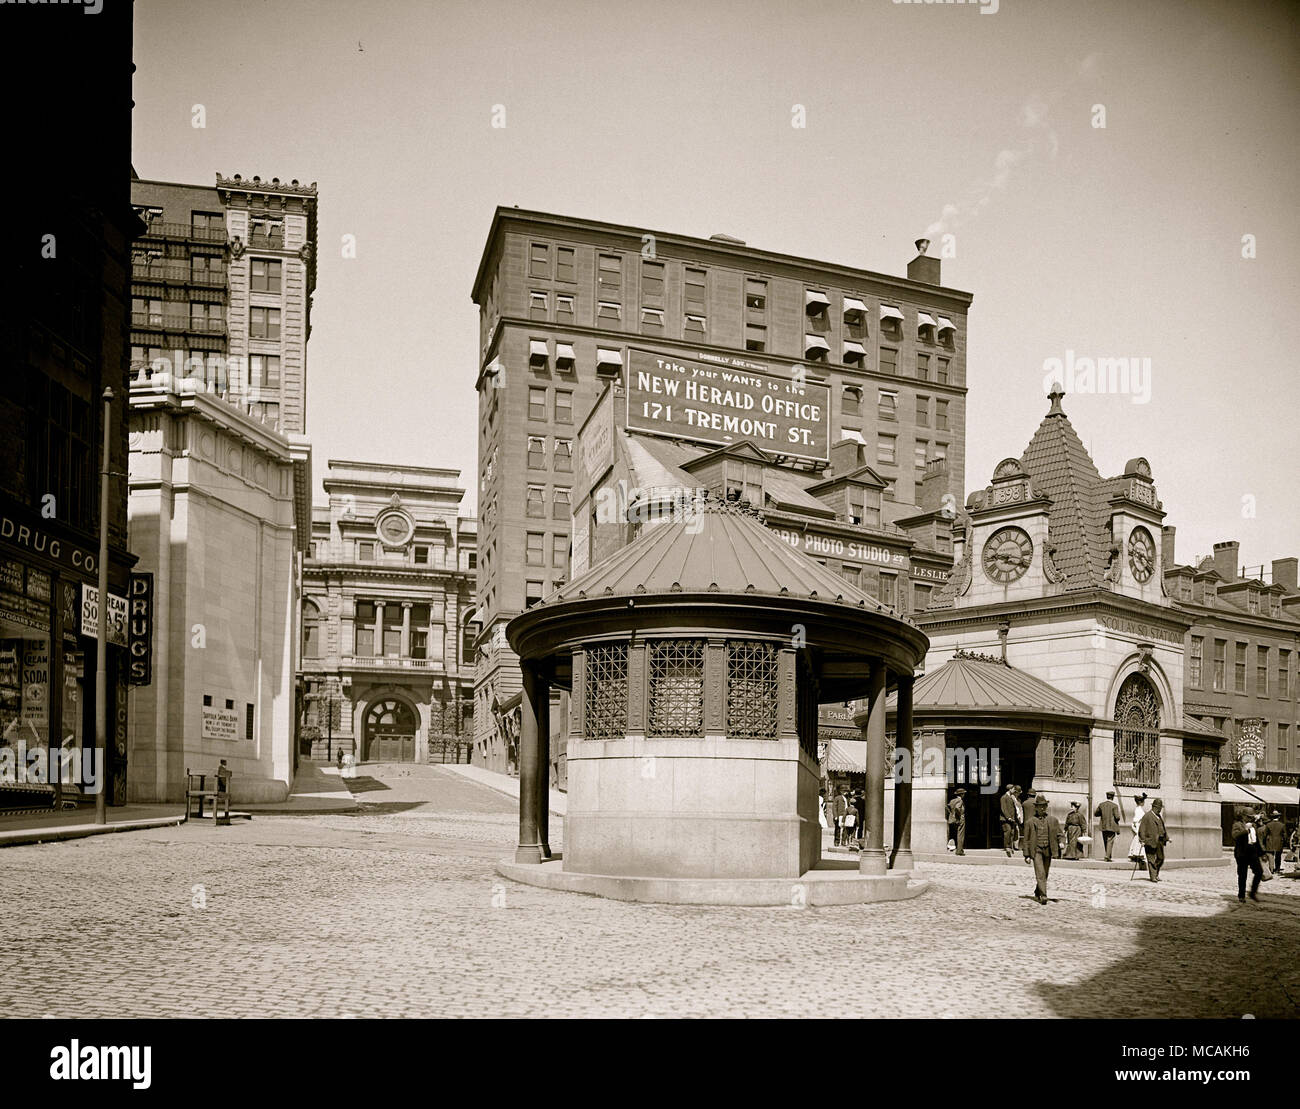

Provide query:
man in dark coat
left=1064, top=801, right=1087, bottom=859
left=1263, top=811, right=1286, bottom=874
left=1138, top=798, right=1170, bottom=882
left=1232, top=809, right=1264, bottom=901
left=999, top=785, right=1019, bottom=857
left=830, top=789, right=848, bottom=845
left=947, top=788, right=967, bottom=855
left=1022, top=795, right=1061, bottom=904
left=1094, top=790, right=1121, bottom=861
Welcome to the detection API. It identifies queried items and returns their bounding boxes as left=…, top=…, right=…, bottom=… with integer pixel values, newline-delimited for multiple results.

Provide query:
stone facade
left=127, top=383, right=299, bottom=803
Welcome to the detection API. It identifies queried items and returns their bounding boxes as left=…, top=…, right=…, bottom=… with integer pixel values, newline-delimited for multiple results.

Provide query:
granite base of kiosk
left=496, top=857, right=928, bottom=906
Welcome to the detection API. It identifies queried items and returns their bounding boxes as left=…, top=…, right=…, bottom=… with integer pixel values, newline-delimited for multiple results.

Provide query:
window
left=933, top=441, right=947, bottom=462
left=526, top=532, right=545, bottom=566
left=641, top=260, right=664, bottom=309
left=1053, top=736, right=1079, bottom=780
left=847, top=485, right=881, bottom=528
left=414, top=545, right=430, bottom=565
left=597, top=301, right=621, bottom=321
left=1280, top=723, right=1291, bottom=769
left=880, top=348, right=898, bottom=375
left=878, top=573, right=897, bottom=609
left=745, top=324, right=767, bottom=352
left=842, top=385, right=861, bottom=416
left=525, top=580, right=544, bottom=608
left=723, top=459, right=764, bottom=506
left=529, top=242, right=549, bottom=278
left=191, top=211, right=224, bottom=236
left=357, top=541, right=375, bottom=561
left=916, top=396, right=929, bottom=427
left=642, top=307, right=665, bottom=327
left=527, top=436, right=546, bottom=469
left=529, top=291, right=548, bottom=320
left=1214, top=639, right=1226, bottom=691
left=526, top=486, right=545, bottom=518
left=597, top=253, right=621, bottom=301
left=937, top=357, right=950, bottom=384
left=191, top=254, right=220, bottom=283
left=936, top=399, right=950, bottom=431
left=878, top=390, right=897, bottom=421
left=648, top=640, right=704, bottom=737
left=745, top=278, right=767, bottom=312
left=250, top=353, right=280, bottom=390
left=877, top=434, right=897, bottom=466
left=250, top=258, right=282, bottom=293
left=556, top=293, right=575, bottom=319
left=1189, top=636, right=1203, bottom=688
left=249, top=218, right=283, bottom=247
left=528, top=386, right=547, bottom=421
left=552, top=534, right=568, bottom=568
left=840, top=564, right=861, bottom=587
left=190, top=301, right=223, bottom=332
left=556, top=246, right=575, bottom=282
left=585, top=643, right=628, bottom=740
left=1258, top=646, right=1269, bottom=695
left=1279, top=649, right=1290, bottom=698
left=726, top=640, right=778, bottom=740
left=554, top=438, right=572, bottom=472
left=302, top=601, right=321, bottom=658
left=913, top=583, right=932, bottom=611
left=685, top=314, right=707, bottom=336
left=1114, top=673, right=1161, bottom=788
left=914, top=441, right=928, bottom=473
left=684, top=268, right=707, bottom=318
left=1235, top=642, right=1247, bottom=693
left=250, top=306, right=281, bottom=340
left=554, top=390, right=573, bottom=424
left=552, top=487, right=571, bottom=520
left=917, top=353, right=930, bottom=381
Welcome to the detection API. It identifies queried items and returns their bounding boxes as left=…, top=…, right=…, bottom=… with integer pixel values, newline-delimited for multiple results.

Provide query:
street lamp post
left=95, top=387, right=113, bottom=825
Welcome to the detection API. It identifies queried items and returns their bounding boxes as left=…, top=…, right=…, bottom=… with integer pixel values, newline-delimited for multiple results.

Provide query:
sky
left=133, top=0, right=1300, bottom=574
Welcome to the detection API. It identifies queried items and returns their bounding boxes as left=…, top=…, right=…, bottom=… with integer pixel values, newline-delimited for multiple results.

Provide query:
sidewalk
left=439, top=762, right=567, bottom=817
left=0, top=804, right=184, bottom=848
left=240, top=759, right=361, bottom=815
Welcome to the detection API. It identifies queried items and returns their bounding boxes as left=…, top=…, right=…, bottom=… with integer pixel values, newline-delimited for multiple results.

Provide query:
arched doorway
left=1113, top=673, right=1161, bottom=790
left=363, top=698, right=418, bottom=762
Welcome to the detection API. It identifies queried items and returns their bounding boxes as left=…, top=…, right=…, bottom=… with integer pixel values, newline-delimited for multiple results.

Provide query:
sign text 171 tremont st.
left=626, top=349, right=830, bottom=462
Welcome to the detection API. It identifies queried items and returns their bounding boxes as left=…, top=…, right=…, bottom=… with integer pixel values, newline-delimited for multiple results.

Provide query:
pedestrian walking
left=999, top=784, right=1018, bottom=857
left=1138, top=798, right=1170, bottom=881
left=1022, top=795, right=1062, bottom=904
left=1263, top=810, right=1286, bottom=874
left=1094, top=790, right=1121, bottom=861
left=853, top=790, right=866, bottom=850
left=818, top=788, right=828, bottom=831
left=1232, top=809, right=1264, bottom=902
left=947, top=787, right=967, bottom=856
left=336, top=747, right=344, bottom=771
left=1126, top=792, right=1148, bottom=867
left=831, top=789, right=848, bottom=846
left=1064, top=801, right=1086, bottom=860
left=1012, top=785, right=1025, bottom=849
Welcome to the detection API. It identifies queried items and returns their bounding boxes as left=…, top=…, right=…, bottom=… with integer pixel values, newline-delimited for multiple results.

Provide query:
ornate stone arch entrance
left=363, top=696, right=418, bottom=762
left=1113, top=672, right=1161, bottom=790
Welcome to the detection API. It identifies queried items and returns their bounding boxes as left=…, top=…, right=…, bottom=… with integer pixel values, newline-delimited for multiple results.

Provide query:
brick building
left=1162, top=533, right=1300, bottom=829
left=299, top=462, right=477, bottom=764
left=471, top=208, right=973, bottom=774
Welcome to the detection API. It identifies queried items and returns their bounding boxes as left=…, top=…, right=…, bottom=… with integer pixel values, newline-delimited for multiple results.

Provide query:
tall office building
left=470, top=209, right=973, bottom=773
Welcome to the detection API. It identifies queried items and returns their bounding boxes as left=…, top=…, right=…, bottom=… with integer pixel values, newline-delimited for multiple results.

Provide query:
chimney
left=918, top=457, right=949, bottom=514
left=1273, top=557, right=1298, bottom=593
left=906, top=238, right=941, bottom=285
left=1161, top=526, right=1176, bottom=569
left=1213, top=540, right=1239, bottom=584
left=829, top=437, right=863, bottom=476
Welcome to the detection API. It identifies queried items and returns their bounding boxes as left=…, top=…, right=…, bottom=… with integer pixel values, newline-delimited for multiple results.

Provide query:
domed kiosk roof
left=507, top=496, right=927, bottom=700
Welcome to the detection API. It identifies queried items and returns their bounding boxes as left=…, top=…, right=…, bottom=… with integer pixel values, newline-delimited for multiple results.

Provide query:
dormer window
left=1247, top=590, right=1259, bottom=614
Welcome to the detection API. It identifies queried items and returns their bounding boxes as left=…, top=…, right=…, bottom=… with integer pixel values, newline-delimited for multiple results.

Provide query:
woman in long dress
left=1127, top=792, right=1148, bottom=861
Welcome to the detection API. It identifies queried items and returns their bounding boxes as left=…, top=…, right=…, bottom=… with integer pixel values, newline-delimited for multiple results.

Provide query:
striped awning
left=825, top=738, right=866, bottom=773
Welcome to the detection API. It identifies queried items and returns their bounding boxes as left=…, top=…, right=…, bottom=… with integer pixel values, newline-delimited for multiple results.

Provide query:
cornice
left=918, top=589, right=1194, bottom=635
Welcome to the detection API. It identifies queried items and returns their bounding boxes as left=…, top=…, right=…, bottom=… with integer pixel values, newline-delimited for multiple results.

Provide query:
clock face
left=377, top=512, right=412, bottom=546
left=1128, top=526, right=1156, bottom=583
left=982, top=527, right=1033, bottom=584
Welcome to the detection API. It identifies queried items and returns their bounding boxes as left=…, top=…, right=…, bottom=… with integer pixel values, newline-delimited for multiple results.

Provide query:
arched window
left=302, top=600, right=322, bottom=658
left=1113, top=673, right=1160, bottom=788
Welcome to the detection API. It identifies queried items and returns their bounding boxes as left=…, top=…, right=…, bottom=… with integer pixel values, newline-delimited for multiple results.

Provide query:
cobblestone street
left=2, top=767, right=1297, bottom=1019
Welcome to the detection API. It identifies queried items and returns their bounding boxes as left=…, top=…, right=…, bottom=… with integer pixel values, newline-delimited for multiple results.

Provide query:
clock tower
left=954, top=456, right=1054, bottom=608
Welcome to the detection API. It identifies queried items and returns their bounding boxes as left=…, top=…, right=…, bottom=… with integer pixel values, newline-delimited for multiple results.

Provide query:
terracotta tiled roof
left=1018, top=402, right=1112, bottom=590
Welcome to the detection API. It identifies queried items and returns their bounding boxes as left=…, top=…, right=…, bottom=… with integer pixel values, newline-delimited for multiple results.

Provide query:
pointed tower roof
left=1018, top=384, right=1112, bottom=589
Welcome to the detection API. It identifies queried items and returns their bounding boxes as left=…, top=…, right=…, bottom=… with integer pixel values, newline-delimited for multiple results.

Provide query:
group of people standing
left=819, top=787, right=866, bottom=848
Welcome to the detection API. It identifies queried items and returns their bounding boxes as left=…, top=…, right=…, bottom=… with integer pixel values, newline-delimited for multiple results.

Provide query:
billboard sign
left=626, top=349, right=830, bottom=462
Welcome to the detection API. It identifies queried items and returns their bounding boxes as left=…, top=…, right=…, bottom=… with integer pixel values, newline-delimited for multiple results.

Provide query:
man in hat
left=999, top=784, right=1019, bottom=857
left=1022, top=795, right=1062, bottom=904
left=1012, top=785, right=1025, bottom=849
left=1064, top=801, right=1087, bottom=859
left=830, top=788, right=848, bottom=846
left=1094, top=790, right=1121, bottom=861
left=1138, top=798, right=1170, bottom=881
left=1263, top=810, right=1286, bottom=874
left=1231, top=808, right=1264, bottom=901
left=947, top=787, right=967, bottom=856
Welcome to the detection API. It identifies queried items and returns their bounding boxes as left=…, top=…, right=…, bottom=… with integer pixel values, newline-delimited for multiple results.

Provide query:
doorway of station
left=946, top=730, right=1039, bottom=851
left=363, top=698, right=418, bottom=762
